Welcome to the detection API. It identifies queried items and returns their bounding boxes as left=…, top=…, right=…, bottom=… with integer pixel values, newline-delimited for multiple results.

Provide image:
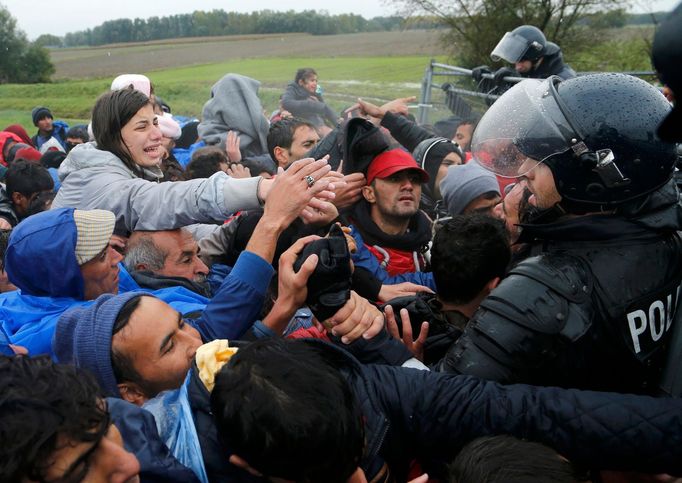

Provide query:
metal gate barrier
left=417, top=59, right=657, bottom=126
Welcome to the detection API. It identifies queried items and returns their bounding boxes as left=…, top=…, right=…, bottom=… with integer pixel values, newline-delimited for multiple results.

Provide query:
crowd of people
left=1, top=9, right=682, bottom=483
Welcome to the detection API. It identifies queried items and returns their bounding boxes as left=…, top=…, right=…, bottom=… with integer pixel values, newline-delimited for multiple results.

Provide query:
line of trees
left=0, top=5, right=53, bottom=83
left=53, top=10, right=439, bottom=48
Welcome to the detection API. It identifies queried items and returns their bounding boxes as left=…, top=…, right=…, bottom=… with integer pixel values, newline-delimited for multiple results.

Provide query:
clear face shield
left=491, top=32, right=531, bottom=63
left=471, top=78, right=577, bottom=178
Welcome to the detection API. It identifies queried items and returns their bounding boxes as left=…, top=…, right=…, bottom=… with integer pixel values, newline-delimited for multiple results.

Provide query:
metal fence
left=416, top=59, right=658, bottom=128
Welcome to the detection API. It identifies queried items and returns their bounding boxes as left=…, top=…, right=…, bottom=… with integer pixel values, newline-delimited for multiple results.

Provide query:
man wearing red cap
left=345, top=149, right=434, bottom=283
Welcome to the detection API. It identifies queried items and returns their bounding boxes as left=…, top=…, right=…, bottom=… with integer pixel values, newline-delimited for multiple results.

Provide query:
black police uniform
left=445, top=73, right=681, bottom=394
left=438, top=180, right=682, bottom=394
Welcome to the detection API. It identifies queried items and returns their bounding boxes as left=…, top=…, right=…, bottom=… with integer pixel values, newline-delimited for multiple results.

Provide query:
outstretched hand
left=227, top=163, right=250, bottom=179
left=225, top=130, right=242, bottom=162
left=384, top=304, right=429, bottom=362
left=261, top=157, right=335, bottom=228
left=346, top=96, right=416, bottom=124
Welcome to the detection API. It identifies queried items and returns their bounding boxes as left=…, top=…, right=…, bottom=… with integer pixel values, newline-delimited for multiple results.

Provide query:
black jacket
left=281, top=82, right=337, bottom=128
left=527, top=47, right=576, bottom=80
left=439, top=180, right=682, bottom=394
left=107, top=398, right=200, bottom=483
left=190, top=339, right=682, bottom=481
left=187, top=336, right=413, bottom=483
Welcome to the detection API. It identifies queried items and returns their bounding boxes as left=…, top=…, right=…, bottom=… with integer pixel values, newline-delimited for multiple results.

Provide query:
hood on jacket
left=58, top=141, right=163, bottom=183
left=198, top=74, right=269, bottom=155
left=286, top=81, right=324, bottom=100
left=5, top=207, right=85, bottom=299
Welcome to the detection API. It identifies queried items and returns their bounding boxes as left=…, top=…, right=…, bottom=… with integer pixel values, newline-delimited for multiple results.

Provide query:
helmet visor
left=471, top=78, right=576, bottom=178
left=491, top=32, right=529, bottom=63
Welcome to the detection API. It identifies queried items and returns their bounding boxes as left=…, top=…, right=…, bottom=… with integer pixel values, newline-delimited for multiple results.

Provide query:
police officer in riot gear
left=472, top=26, right=576, bottom=94
left=492, top=25, right=576, bottom=80
left=438, top=73, right=682, bottom=395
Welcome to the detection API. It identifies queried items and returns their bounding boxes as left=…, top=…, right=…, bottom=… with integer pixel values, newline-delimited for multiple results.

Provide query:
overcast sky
left=3, top=0, right=680, bottom=39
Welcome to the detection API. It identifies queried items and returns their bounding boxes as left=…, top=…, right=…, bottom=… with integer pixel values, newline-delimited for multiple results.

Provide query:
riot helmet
left=471, top=73, right=677, bottom=211
left=491, top=25, right=547, bottom=63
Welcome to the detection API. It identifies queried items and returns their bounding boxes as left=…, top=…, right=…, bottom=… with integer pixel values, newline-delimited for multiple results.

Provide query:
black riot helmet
left=471, top=73, right=677, bottom=212
left=491, top=25, right=548, bottom=63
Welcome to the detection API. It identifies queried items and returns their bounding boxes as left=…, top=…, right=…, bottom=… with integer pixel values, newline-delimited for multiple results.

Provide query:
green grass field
left=0, top=55, right=442, bottom=131
left=0, top=29, right=447, bottom=132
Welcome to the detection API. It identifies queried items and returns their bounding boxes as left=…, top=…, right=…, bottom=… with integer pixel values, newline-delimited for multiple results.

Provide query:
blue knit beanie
left=440, top=162, right=500, bottom=216
left=53, top=291, right=148, bottom=397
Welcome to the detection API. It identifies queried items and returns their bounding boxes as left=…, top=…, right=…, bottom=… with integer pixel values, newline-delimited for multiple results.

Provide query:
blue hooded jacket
left=1, top=208, right=272, bottom=356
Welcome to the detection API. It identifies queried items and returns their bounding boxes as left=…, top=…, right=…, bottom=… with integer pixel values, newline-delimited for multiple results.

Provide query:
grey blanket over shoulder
left=52, top=142, right=261, bottom=234
left=198, top=74, right=269, bottom=157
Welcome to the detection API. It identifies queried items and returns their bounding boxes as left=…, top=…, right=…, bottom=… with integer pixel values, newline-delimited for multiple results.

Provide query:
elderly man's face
left=80, top=243, right=124, bottom=300
left=150, top=230, right=209, bottom=284
left=113, top=296, right=202, bottom=403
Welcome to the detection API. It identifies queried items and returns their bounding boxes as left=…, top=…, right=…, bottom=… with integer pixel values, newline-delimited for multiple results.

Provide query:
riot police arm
left=366, top=365, right=682, bottom=475
left=437, top=255, right=594, bottom=385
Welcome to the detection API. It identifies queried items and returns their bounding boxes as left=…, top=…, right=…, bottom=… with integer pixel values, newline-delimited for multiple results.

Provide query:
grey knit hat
left=53, top=291, right=148, bottom=397
left=31, top=106, right=53, bottom=126
left=440, top=162, right=500, bottom=216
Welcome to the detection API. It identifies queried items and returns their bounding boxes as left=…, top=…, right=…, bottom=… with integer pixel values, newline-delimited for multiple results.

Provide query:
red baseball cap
left=366, top=149, right=429, bottom=185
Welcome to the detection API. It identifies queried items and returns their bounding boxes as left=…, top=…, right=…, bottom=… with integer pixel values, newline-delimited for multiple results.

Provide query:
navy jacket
left=439, top=181, right=682, bottom=394
left=191, top=340, right=682, bottom=481
left=343, top=351, right=682, bottom=480
left=107, top=398, right=200, bottom=483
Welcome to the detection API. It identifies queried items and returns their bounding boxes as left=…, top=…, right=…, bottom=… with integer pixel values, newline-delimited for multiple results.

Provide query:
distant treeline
left=42, top=10, right=439, bottom=47
left=34, top=8, right=667, bottom=48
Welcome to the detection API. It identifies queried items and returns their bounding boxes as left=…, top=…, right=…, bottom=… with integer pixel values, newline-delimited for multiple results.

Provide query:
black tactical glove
left=493, top=67, right=517, bottom=86
left=471, top=65, right=492, bottom=83
left=293, top=224, right=352, bottom=321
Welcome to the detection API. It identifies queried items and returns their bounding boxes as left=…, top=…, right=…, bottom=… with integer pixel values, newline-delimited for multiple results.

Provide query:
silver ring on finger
left=304, top=175, right=316, bottom=188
